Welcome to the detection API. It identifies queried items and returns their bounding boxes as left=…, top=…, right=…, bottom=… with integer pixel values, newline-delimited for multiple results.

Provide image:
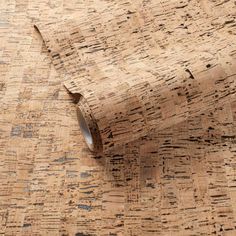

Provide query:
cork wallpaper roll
left=1, top=0, right=236, bottom=235
left=35, top=0, right=236, bottom=154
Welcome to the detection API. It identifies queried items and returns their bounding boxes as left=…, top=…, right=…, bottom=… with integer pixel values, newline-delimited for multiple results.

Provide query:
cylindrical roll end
left=76, top=96, right=103, bottom=153
left=77, top=107, right=94, bottom=151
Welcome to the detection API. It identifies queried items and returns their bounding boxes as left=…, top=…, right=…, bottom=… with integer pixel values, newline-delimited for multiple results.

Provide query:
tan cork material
left=1, top=0, right=236, bottom=235
left=35, top=0, right=236, bottom=153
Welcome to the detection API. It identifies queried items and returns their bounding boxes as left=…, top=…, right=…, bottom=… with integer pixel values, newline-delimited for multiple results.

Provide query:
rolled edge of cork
left=76, top=96, right=103, bottom=154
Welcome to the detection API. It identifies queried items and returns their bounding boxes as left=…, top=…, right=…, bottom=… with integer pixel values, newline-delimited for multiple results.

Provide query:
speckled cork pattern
left=1, top=0, right=236, bottom=235
left=35, top=0, right=236, bottom=153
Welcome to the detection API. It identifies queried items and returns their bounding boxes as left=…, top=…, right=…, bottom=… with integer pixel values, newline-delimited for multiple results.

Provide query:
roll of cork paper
left=35, top=0, right=236, bottom=154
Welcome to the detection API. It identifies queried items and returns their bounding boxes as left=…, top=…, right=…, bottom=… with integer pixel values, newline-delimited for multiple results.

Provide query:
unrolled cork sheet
left=35, top=0, right=236, bottom=154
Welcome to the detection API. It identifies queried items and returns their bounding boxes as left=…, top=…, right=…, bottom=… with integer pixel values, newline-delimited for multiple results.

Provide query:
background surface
left=1, top=0, right=236, bottom=235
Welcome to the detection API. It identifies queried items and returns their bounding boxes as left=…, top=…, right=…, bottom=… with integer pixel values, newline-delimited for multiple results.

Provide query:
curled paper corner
left=33, top=22, right=55, bottom=57
left=33, top=24, right=40, bottom=34
left=63, top=83, right=82, bottom=104
left=33, top=23, right=48, bottom=44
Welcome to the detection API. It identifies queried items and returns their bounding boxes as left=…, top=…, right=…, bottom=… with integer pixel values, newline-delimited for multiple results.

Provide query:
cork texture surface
left=35, top=0, right=236, bottom=154
left=1, top=0, right=236, bottom=235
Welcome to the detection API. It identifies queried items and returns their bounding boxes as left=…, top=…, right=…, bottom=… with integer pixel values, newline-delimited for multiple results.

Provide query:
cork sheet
left=35, top=0, right=236, bottom=154
left=1, top=0, right=236, bottom=235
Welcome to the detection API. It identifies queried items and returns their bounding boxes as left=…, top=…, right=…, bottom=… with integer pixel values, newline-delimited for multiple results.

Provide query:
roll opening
left=76, top=96, right=103, bottom=154
left=77, top=107, right=94, bottom=151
